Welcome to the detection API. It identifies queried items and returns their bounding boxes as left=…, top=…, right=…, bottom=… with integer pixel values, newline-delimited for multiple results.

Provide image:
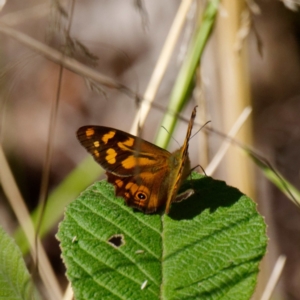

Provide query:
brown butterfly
left=76, top=106, right=197, bottom=213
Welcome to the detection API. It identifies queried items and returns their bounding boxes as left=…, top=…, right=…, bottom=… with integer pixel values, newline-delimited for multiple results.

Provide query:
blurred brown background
left=0, top=1, right=300, bottom=299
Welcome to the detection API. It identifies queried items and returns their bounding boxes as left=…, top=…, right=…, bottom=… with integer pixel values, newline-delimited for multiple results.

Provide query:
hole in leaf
left=107, top=234, right=125, bottom=248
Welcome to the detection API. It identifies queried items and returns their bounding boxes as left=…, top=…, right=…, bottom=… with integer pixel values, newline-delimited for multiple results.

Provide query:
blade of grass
left=130, top=0, right=194, bottom=134
left=247, top=151, right=300, bottom=207
left=156, top=0, right=219, bottom=148
left=203, top=124, right=300, bottom=209
left=0, top=146, right=62, bottom=299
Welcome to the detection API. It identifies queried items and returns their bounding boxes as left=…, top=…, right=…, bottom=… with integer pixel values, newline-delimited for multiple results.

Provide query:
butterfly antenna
left=190, top=164, right=207, bottom=176
left=190, top=120, right=211, bottom=140
left=161, top=126, right=180, bottom=148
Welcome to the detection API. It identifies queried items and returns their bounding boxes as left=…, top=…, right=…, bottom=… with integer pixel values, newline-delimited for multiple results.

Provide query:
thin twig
left=0, top=22, right=134, bottom=97
left=0, top=3, right=49, bottom=26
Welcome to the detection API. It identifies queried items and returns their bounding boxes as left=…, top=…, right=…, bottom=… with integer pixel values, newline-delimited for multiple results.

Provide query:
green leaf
left=57, top=174, right=267, bottom=299
left=0, top=225, right=37, bottom=300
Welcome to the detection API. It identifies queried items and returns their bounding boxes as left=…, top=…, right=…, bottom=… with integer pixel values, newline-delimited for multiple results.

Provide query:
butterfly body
left=77, top=107, right=196, bottom=213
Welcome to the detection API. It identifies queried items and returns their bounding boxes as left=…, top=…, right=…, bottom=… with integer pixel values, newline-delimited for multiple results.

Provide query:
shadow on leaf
left=169, top=176, right=243, bottom=220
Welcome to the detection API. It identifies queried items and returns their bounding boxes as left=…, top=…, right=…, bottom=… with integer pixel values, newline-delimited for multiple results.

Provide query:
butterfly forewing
left=76, top=126, right=170, bottom=176
left=164, top=107, right=196, bottom=213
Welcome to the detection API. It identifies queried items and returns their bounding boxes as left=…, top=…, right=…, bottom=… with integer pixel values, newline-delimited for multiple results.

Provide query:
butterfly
left=76, top=106, right=197, bottom=213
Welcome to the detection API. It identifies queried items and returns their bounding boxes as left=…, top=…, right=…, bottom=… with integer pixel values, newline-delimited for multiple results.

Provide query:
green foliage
left=0, top=225, right=37, bottom=300
left=57, top=173, right=267, bottom=299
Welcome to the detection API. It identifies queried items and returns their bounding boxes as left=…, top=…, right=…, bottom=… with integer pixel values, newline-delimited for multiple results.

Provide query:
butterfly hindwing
left=107, top=169, right=169, bottom=213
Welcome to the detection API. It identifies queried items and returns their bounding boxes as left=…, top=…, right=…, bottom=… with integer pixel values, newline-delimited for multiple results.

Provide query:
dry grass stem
left=206, top=106, right=252, bottom=175
left=260, top=255, right=286, bottom=300
left=62, top=283, right=73, bottom=300
left=0, top=23, right=134, bottom=97
left=130, top=0, right=194, bottom=135
left=0, top=3, right=49, bottom=25
left=0, top=146, right=62, bottom=299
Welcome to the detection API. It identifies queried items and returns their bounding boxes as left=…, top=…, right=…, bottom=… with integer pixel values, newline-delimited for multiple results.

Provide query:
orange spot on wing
left=115, top=179, right=124, bottom=188
left=121, top=156, right=136, bottom=169
left=86, top=128, right=95, bottom=137
left=102, top=131, right=116, bottom=144
left=106, top=148, right=117, bottom=164
left=125, top=182, right=139, bottom=194
left=93, top=150, right=100, bottom=157
left=125, top=182, right=133, bottom=189
left=93, top=141, right=100, bottom=147
left=122, top=137, right=134, bottom=147
left=121, top=156, right=156, bottom=169
left=139, top=172, right=153, bottom=180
